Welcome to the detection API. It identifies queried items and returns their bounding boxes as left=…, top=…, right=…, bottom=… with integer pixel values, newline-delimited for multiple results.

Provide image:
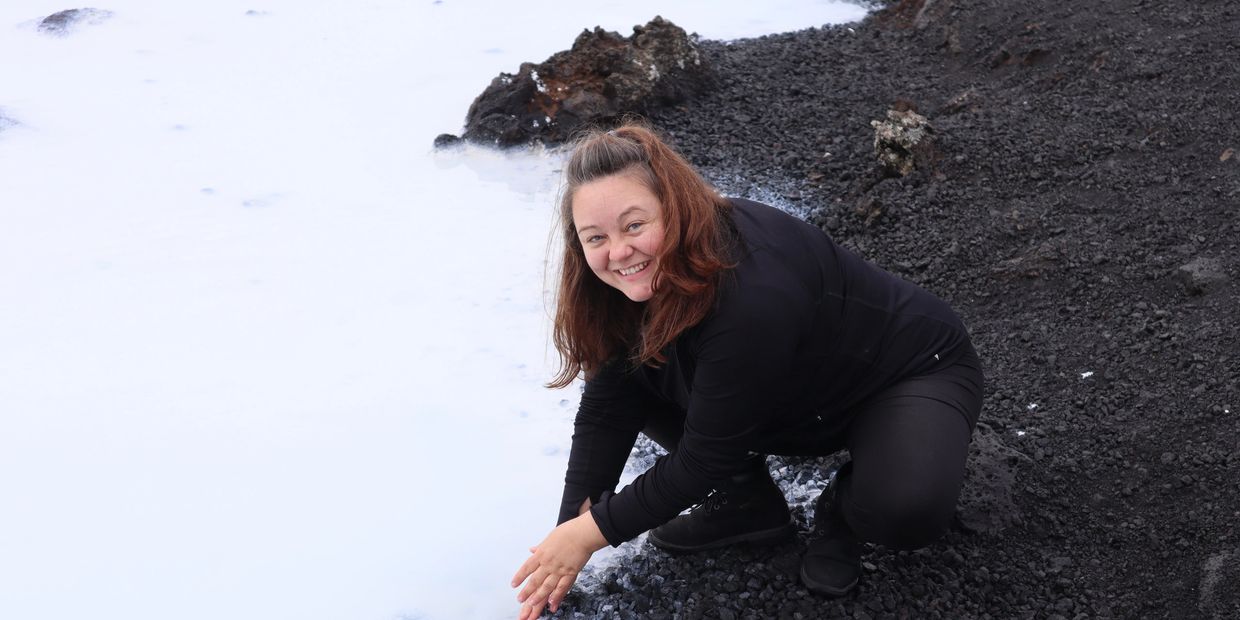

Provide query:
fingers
left=512, top=528, right=588, bottom=617
left=515, top=568, right=545, bottom=602
left=510, top=554, right=539, bottom=588
left=548, top=574, right=576, bottom=613
left=515, top=569, right=535, bottom=602
left=519, top=574, right=567, bottom=619
left=518, top=571, right=578, bottom=616
left=519, top=571, right=557, bottom=605
left=518, top=600, right=545, bottom=620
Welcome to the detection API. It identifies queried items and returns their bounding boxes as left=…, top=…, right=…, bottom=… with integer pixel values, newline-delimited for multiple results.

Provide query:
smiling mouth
left=617, top=261, right=650, bottom=277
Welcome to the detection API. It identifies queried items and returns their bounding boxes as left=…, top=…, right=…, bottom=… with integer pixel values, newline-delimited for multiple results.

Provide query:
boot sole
left=799, top=563, right=859, bottom=597
left=647, top=520, right=794, bottom=554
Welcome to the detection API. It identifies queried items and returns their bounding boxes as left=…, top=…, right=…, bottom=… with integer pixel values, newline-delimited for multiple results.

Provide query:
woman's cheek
left=587, top=249, right=609, bottom=278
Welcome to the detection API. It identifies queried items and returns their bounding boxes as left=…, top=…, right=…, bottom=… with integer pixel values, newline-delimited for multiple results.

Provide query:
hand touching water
left=511, top=508, right=607, bottom=619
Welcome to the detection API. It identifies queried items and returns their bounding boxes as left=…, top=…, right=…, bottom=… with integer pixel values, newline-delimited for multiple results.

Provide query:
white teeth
left=618, top=261, right=649, bottom=276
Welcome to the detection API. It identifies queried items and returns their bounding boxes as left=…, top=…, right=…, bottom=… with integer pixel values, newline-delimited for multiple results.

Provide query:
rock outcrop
left=1177, top=256, right=1228, bottom=295
left=871, top=108, right=936, bottom=176
left=448, top=16, right=713, bottom=148
left=38, top=8, right=114, bottom=36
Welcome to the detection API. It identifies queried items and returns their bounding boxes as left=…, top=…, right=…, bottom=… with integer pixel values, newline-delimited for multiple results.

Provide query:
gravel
left=538, top=0, right=1240, bottom=617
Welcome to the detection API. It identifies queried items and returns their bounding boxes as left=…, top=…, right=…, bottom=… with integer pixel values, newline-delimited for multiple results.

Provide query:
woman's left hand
left=511, top=511, right=608, bottom=619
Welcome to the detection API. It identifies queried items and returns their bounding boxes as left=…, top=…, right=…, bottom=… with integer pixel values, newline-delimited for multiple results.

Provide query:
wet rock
left=432, top=133, right=462, bottom=149
left=458, top=16, right=713, bottom=148
left=38, top=8, right=114, bottom=36
left=1176, top=256, right=1227, bottom=295
left=871, top=109, right=936, bottom=176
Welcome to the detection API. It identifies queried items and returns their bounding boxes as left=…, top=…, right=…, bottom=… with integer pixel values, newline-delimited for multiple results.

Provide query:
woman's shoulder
left=726, top=197, right=813, bottom=226
left=684, top=198, right=829, bottom=335
left=724, top=197, right=830, bottom=254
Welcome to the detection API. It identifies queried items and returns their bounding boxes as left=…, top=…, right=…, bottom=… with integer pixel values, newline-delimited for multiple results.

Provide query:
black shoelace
left=695, top=490, right=730, bottom=515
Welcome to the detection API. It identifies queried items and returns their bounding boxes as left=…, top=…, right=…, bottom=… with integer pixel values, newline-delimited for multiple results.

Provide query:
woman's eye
left=626, top=222, right=643, bottom=232
left=585, top=235, right=603, bottom=244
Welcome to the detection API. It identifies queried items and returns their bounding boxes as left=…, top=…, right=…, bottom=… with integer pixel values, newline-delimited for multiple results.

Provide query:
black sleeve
left=555, top=360, right=657, bottom=526
left=588, top=278, right=813, bottom=546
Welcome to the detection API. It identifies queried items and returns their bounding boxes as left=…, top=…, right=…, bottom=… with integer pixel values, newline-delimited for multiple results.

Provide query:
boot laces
left=696, top=490, right=730, bottom=515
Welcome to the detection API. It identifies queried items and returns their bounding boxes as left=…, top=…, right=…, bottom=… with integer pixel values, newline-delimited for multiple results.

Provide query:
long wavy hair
left=547, top=121, right=734, bottom=388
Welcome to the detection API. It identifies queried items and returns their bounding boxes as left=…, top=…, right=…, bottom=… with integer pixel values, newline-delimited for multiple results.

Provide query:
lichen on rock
left=871, top=108, right=936, bottom=176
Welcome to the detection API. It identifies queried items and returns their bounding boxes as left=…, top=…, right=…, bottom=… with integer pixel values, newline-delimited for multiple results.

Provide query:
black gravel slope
left=548, top=1, right=1240, bottom=618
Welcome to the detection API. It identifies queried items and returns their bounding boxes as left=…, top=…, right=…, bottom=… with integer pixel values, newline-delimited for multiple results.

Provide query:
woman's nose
left=608, top=240, right=633, bottom=263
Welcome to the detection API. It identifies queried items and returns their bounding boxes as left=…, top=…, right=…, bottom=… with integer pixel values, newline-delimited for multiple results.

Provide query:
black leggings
left=641, top=344, right=983, bottom=551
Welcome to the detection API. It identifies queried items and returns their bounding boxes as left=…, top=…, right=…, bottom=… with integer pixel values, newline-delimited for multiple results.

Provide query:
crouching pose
left=511, top=122, right=983, bottom=619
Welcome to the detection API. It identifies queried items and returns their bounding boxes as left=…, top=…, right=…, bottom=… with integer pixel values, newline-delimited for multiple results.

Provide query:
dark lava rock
left=458, top=16, right=713, bottom=148
left=956, top=423, right=1028, bottom=536
left=38, top=8, right=113, bottom=36
left=1176, top=256, right=1227, bottom=295
left=432, top=133, right=463, bottom=149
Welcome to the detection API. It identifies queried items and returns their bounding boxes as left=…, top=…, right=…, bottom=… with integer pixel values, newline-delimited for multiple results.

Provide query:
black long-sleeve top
left=557, top=198, right=970, bottom=546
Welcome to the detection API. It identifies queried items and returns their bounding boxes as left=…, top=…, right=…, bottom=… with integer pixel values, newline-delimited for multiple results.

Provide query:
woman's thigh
left=840, top=353, right=984, bottom=548
left=641, top=400, right=688, bottom=452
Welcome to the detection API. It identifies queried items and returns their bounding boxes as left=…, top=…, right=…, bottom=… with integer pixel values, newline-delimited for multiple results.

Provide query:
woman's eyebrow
left=576, top=206, right=649, bottom=234
left=616, top=205, right=648, bottom=220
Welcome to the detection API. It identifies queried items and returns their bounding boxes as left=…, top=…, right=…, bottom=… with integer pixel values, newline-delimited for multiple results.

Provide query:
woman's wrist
left=572, top=510, right=609, bottom=552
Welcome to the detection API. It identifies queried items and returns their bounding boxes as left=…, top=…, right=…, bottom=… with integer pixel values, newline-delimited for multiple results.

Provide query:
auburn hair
left=547, top=121, right=734, bottom=389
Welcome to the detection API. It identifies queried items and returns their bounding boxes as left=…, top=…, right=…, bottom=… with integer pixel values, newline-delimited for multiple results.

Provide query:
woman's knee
left=842, top=484, right=959, bottom=550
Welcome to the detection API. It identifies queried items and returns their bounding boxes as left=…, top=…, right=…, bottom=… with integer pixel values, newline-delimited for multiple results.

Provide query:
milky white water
left=0, top=2, right=868, bottom=618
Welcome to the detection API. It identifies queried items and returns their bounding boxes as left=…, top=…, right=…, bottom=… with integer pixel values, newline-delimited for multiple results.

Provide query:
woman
left=511, top=123, right=983, bottom=619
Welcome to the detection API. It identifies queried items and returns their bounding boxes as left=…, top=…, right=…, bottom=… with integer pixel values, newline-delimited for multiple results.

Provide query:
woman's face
left=570, top=173, right=665, bottom=303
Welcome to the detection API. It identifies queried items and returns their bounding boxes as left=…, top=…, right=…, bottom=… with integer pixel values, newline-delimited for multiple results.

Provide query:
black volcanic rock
left=38, top=8, right=113, bottom=36
left=455, top=16, right=714, bottom=148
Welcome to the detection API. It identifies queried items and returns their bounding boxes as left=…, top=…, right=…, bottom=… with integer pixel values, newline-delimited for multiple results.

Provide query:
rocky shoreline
left=500, top=1, right=1239, bottom=617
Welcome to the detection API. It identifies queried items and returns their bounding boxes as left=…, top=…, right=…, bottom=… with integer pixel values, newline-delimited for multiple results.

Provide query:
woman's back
left=646, top=198, right=970, bottom=436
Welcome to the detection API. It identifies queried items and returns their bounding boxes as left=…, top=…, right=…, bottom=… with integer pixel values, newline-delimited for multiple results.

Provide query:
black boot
left=648, top=461, right=792, bottom=554
left=801, top=461, right=862, bottom=596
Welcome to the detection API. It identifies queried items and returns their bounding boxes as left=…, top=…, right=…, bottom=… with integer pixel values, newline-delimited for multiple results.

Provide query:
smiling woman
left=548, top=125, right=737, bottom=389
left=512, top=121, right=984, bottom=619
left=571, top=176, right=665, bottom=302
